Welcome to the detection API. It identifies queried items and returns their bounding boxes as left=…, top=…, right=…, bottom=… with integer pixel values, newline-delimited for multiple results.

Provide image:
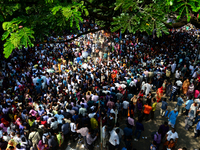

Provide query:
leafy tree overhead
left=1, top=0, right=200, bottom=58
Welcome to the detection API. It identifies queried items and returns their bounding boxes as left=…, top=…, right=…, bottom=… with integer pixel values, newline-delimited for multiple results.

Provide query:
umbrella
left=82, top=51, right=88, bottom=58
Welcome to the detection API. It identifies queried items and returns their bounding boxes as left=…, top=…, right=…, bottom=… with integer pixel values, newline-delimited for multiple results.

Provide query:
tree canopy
left=1, top=0, right=200, bottom=58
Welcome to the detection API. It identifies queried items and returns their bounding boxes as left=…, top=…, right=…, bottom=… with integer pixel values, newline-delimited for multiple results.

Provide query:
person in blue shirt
left=123, top=125, right=133, bottom=141
left=35, top=83, right=41, bottom=94
left=176, top=96, right=184, bottom=114
left=134, top=119, right=144, bottom=141
left=54, top=111, right=64, bottom=131
left=184, top=98, right=194, bottom=115
left=37, top=76, right=42, bottom=86
left=160, top=98, right=168, bottom=117
left=194, top=121, right=200, bottom=138
left=168, top=108, right=178, bottom=128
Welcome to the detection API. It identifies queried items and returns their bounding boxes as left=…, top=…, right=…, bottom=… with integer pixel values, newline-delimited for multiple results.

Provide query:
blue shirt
left=123, top=127, right=133, bottom=137
left=161, top=101, right=168, bottom=110
left=177, top=97, right=184, bottom=106
left=135, top=122, right=144, bottom=131
left=196, top=121, right=200, bottom=130
left=168, top=110, right=178, bottom=125
left=54, top=114, right=64, bottom=124
left=185, top=99, right=194, bottom=110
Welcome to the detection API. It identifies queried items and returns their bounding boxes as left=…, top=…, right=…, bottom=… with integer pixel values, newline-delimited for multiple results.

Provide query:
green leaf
left=2, top=31, right=10, bottom=41
left=3, top=39, right=15, bottom=59
left=52, top=6, right=62, bottom=15
left=2, top=22, right=10, bottom=30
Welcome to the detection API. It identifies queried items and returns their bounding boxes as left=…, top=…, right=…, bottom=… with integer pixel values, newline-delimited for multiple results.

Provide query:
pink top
left=0, top=123, right=7, bottom=132
left=29, top=109, right=37, bottom=116
left=194, top=90, right=200, bottom=98
left=15, top=118, right=21, bottom=126
left=128, top=117, right=135, bottom=126
left=37, top=140, right=45, bottom=150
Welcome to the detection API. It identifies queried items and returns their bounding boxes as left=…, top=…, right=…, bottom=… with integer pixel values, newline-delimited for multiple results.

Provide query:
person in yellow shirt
left=28, top=117, right=35, bottom=127
left=151, top=98, right=157, bottom=120
left=90, top=117, right=98, bottom=130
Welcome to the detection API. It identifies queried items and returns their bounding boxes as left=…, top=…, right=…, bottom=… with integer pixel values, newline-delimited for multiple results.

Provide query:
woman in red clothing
left=156, top=87, right=164, bottom=102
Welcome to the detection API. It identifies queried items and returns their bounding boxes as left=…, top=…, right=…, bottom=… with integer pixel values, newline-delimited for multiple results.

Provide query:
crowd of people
left=0, top=21, right=200, bottom=150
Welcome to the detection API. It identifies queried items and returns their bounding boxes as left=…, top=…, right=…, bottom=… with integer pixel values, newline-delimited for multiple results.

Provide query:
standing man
left=160, top=98, right=168, bottom=117
left=184, top=97, right=194, bottom=115
left=122, top=99, right=129, bottom=116
left=168, top=108, right=178, bottom=128
left=151, top=98, right=157, bottom=120
left=142, top=103, right=152, bottom=121
left=86, top=129, right=98, bottom=150
left=109, top=129, right=120, bottom=150
left=102, top=125, right=108, bottom=148
left=28, top=128, right=41, bottom=150
left=169, top=84, right=178, bottom=101
left=77, top=127, right=89, bottom=148
left=176, top=95, right=184, bottom=115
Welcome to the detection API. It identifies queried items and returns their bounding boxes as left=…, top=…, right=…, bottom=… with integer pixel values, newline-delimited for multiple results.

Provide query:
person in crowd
left=168, top=108, right=178, bottom=128
left=184, top=97, right=194, bottom=115
left=176, top=95, right=185, bottom=115
left=134, top=119, right=144, bottom=141
left=165, top=128, right=178, bottom=146
left=86, top=129, right=98, bottom=150
left=151, top=98, right=157, bottom=120
left=159, top=122, right=169, bottom=139
left=160, top=98, right=168, bottom=117
left=108, top=128, right=119, bottom=150
left=142, top=103, right=152, bottom=121
left=194, top=121, right=200, bottom=138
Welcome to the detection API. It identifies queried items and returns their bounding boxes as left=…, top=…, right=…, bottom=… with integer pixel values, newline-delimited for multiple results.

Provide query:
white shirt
left=70, top=122, right=76, bottom=132
left=88, top=113, right=96, bottom=118
left=175, top=70, right=181, bottom=79
left=123, top=101, right=129, bottom=109
left=167, top=130, right=179, bottom=141
left=50, top=121, right=58, bottom=130
left=171, top=63, right=176, bottom=73
left=109, top=130, right=119, bottom=146
left=176, top=80, right=182, bottom=87
left=102, top=125, right=107, bottom=138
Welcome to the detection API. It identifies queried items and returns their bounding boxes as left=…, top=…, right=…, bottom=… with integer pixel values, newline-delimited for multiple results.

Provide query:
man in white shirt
left=109, top=129, right=120, bottom=149
left=50, top=118, right=58, bottom=130
left=123, top=100, right=129, bottom=116
left=171, top=62, right=176, bottom=73
left=175, top=68, right=181, bottom=81
left=166, top=128, right=179, bottom=143
left=102, top=125, right=108, bottom=148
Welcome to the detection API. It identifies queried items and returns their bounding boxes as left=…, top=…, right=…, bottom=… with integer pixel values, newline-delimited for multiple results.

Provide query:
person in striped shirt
left=169, top=84, right=178, bottom=101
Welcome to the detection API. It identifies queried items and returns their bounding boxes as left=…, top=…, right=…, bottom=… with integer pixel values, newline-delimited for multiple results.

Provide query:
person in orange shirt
left=142, top=103, right=152, bottom=121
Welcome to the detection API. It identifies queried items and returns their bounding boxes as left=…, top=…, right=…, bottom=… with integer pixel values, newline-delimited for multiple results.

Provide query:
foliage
left=0, top=0, right=200, bottom=58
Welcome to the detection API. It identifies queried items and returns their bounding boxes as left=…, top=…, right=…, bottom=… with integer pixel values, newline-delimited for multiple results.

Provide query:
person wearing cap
left=168, top=108, right=178, bottom=128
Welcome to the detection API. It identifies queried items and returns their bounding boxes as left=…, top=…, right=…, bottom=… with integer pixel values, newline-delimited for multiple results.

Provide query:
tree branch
left=83, top=0, right=111, bottom=11
left=164, top=16, right=200, bottom=28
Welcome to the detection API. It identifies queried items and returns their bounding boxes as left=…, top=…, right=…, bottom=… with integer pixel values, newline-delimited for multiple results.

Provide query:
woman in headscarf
left=156, top=86, right=163, bottom=102
left=182, top=78, right=190, bottom=95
